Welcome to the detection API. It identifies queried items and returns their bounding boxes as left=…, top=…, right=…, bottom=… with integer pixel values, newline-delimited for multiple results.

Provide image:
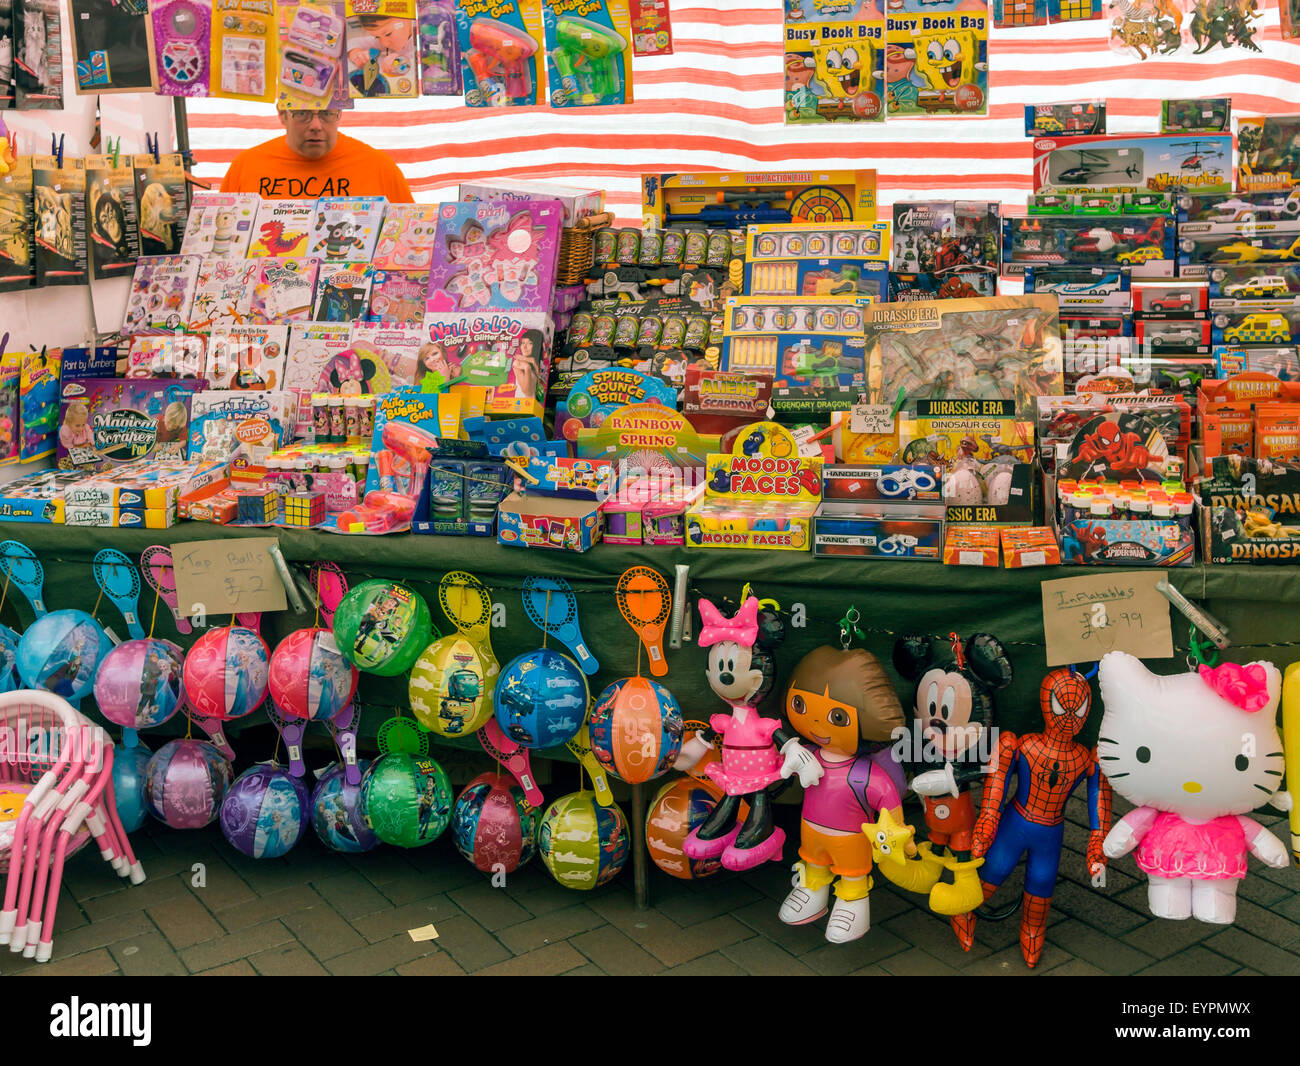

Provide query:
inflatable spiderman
left=969, top=666, right=1113, bottom=967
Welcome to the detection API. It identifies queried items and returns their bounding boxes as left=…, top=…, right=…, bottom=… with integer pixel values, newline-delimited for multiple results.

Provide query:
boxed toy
left=642, top=169, right=877, bottom=230
left=1049, top=476, right=1195, bottom=566
left=573, top=403, right=720, bottom=479
left=744, top=221, right=889, bottom=298
left=885, top=12, right=988, bottom=118
left=1023, top=266, right=1131, bottom=311
left=601, top=477, right=704, bottom=545
left=897, top=412, right=1037, bottom=523
left=456, top=0, right=545, bottom=107
left=420, top=309, right=552, bottom=417
left=210, top=0, right=278, bottom=101
left=188, top=258, right=261, bottom=333
left=412, top=458, right=511, bottom=535
left=418, top=0, right=462, bottom=95
left=555, top=367, right=676, bottom=437
left=822, top=463, right=943, bottom=503
left=0, top=468, right=74, bottom=524
left=1032, top=133, right=1232, bottom=195
left=891, top=200, right=999, bottom=293
left=180, top=192, right=259, bottom=257
left=1000, top=525, right=1060, bottom=567
left=250, top=257, right=321, bottom=323
left=57, top=378, right=206, bottom=472
left=1199, top=455, right=1300, bottom=563
left=1024, top=101, right=1104, bottom=137
left=126, top=335, right=208, bottom=379
left=459, top=179, right=604, bottom=226
left=1132, top=282, right=1208, bottom=315
left=204, top=325, right=289, bottom=389
left=811, top=502, right=943, bottom=558
left=366, top=268, right=430, bottom=325
left=783, top=18, right=885, bottom=125
left=1161, top=97, right=1230, bottom=135
left=188, top=391, right=298, bottom=464
left=1213, top=308, right=1300, bottom=348
left=681, top=366, right=773, bottom=438
left=943, top=525, right=1000, bottom=565
left=122, top=254, right=203, bottom=335
left=1214, top=346, right=1300, bottom=381
left=542, top=0, right=634, bottom=108
left=722, top=296, right=866, bottom=415
left=497, top=492, right=602, bottom=550
left=371, top=203, right=439, bottom=269
left=426, top=199, right=564, bottom=313
left=276, top=0, right=349, bottom=110
left=1178, top=220, right=1300, bottom=278
left=308, top=196, right=387, bottom=260
left=313, top=261, right=374, bottom=322
left=1208, top=264, right=1300, bottom=302
left=249, top=200, right=316, bottom=257
left=350, top=323, right=426, bottom=389
left=1002, top=214, right=1174, bottom=275
left=284, top=323, right=357, bottom=433
left=1237, top=115, right=1300, bottom=193
left=16, top=347, right=61, bottom=462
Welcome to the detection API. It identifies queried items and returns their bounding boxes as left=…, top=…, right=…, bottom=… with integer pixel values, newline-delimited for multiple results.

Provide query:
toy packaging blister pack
left=133, top=153, right=189, bottom=257
left=371, top=203, right=439, bottom=269
left=366, top=269, right=429, bottom=325
left=0, top=158, right=35, bottom=293
left=783, top=19, right=884, bottom=124
left=57, top=377, right=206, bottom=473
left=744, top=221, right=889, bottom=298
left=346, top=0, right=418, bottom=98
left=188, top=390, right=298, bottom=464
left=542, top=0, right=632, bottom=108
left=123, top=254, right=203, bottom=335
left=419, top=0, right=462, bottom=94
left=457, top=0, right=545, bottom=107
left=1108, top=1, right=1185, bottom=62
left=204, top=325, right=290, bottom=389
left=722, top=296, right=866, bottom=415
left=628, top=0, right=670, bottom=55
left=250, top=257, right=321, bottom=323
left=885, top=12, right=988, bottom=118
left=277, top=0, right=349, bottom=110
left=422, top=309, right=554, bottom=415
left=309, top=196, right=387, bottom=260
left=180, top=192, right=260, bottom=258
left=426, top=199, right=563, bottom=312
left=32, top=160, right=87, bottom=287
left=1033, top=133, right=1232, bottom=195
left=188, top=257, right=261, bottom=332
left=210, top=0, right=277, bottom=101
left=313, top=261, right=374, bottom=321
left=151, top=0, right=213, bottom=96
left=84, top=156, right=141, bottom=282
left=250, top=199, right=316, bottom=257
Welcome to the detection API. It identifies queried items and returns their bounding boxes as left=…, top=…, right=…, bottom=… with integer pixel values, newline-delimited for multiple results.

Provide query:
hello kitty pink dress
left=1129, top=808, right=1249, bottom=880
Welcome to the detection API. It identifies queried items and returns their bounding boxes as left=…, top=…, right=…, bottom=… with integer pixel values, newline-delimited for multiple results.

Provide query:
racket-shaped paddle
left=236, top=612, right=262, bottom=635
left=308, top=562, right=349, bottom=627
left=616, top=566, right=672, bottom=677
left=0, top=540, right=46, bottom=618
left=376, top=715, right=429, bottom=757
left=325, top=701, right=361, bottom=786
left=439, top=570, right=493, bottom=650
left=520, top=576, right=598, bottom=676
left=186, top=709, right=237, bottom=762
left=141, top=545, right=191, bottom=634
left=92, top=549, right=144, bottom=640
left=565, top=725, right=613, bottom=807
left=479, top=718, right=544, bottom=807
left=265, top=700, right=308, bottom=779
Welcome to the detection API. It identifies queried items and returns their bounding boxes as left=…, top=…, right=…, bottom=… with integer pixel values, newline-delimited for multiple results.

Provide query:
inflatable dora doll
left=778, top=645, right=912, bottom=944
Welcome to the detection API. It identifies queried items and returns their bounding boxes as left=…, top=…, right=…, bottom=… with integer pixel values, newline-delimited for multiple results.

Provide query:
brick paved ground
left=5, top=795, right=1298, bottom=976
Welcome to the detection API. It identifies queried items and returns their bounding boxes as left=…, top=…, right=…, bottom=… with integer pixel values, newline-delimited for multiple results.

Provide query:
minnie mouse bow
left=697, top=596, right=759, bottom=650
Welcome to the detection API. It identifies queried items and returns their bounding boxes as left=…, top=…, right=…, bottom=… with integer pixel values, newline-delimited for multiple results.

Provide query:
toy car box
left=1002, top=214, right=1175, bottom=276
left=1032, top=133, right=1232, bottom=195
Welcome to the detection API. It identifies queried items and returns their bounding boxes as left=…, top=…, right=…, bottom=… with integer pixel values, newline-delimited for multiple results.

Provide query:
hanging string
left=542, top=588, right=550, bottom=650
left=92, top=587, right=104, bottom=623
left=0, top=565, right=11, bottom=619
left=149, top=586, right=160, bottom=639
left=314, top=568, right=322, bottom=630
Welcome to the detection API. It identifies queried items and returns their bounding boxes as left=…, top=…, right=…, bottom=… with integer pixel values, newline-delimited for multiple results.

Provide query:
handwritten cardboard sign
left=1041, top=572, right=1173, bottom=667
left=850, top=403, right=895, bottom=435
left=173, top=537, right=287, bottom=619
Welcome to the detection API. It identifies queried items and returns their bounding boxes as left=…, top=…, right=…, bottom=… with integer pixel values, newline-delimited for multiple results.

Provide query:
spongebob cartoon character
left=911, top=31, right=976, bottom=91
left=812, top=41, right=870, bottom=99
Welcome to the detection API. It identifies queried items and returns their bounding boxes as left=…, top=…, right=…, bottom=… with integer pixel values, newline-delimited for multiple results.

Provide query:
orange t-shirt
left=220, top=133, right=414, bottom=202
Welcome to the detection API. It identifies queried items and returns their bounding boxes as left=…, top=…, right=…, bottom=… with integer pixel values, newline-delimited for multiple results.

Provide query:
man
left=221, top=109, right=414, bottom=202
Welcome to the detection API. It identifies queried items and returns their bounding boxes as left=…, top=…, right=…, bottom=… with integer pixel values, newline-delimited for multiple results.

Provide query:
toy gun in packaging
left=466, top=17, right=537, bottom=101
left=551, top=15, right=626, bottom=104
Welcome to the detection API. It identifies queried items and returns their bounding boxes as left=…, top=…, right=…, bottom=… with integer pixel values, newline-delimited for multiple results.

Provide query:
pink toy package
left=126, top=335, right=209, bottom=379
left=367, top=269, right=429, bottom=325
left=122, top=255, right=203, bottom=335
left=425, top=199, right=563, bottom=314
left=371, top=202, right=439, bottom=270
left=250, top=257, right=321, bottom=323
left=420, top=309, right=553, bottom=416
left=58, top=377, right=207, bottom=472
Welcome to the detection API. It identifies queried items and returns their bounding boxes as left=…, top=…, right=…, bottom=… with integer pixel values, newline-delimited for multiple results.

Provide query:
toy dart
left=336, top=420, right=439, bottom=533
left=552, top=16, right=627, bottom=105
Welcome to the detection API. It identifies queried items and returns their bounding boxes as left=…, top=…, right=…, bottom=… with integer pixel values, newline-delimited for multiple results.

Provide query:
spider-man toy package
left=1046, top=476, right=1194, bottom=566
left=426, top=199, right=564, bottom=313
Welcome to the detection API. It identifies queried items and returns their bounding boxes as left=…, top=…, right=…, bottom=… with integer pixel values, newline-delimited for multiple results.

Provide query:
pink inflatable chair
left=0, top=690, right=146, bottom=963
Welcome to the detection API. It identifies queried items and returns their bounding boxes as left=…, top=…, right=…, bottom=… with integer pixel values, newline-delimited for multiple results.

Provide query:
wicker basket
left=557, top=211, right=615, bottom=286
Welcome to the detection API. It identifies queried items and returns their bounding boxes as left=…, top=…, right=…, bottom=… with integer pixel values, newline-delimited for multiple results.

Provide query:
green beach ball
left=359, top=752, right=452, bottom=848
left=332, top=580, right=433, bottom=676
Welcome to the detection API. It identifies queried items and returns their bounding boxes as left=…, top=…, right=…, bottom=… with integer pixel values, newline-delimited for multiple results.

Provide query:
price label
left=850, top=403, right=895, bottom=435
left=173, top=536, right=288, bottom=619
left=1040, top=572, right=1173, bottom=667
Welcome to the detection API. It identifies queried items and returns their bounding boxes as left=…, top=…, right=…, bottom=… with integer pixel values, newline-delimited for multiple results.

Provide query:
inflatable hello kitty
left=1097, top=652, right=1289, bottom=924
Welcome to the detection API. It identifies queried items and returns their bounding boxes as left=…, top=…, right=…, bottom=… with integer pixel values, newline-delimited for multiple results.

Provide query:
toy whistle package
left=180, top=191, right=259, bottom=258
left=346, top=0, right=418, bottom=98
left=783, top=19, right=884, bottom=125
left=419, top=0, right=462, bottom=94
left=122, top=254, right=202, bottom=335
left=32, top=159, right=87, bottom=287
left=205, top=324, right=290, bottom=389
left=426, top=199, right=563, bottom=313
left=250, top=199, right=316, bottom=257
left=371, top=202, right=439, bottom=269
left=721, top=296, right=866, bottom=415
left=84, top=155, right=141, bottom=282
left=133, top=153, right=189, bottom=257
left=457, top=0, right=545, bottom=107
left=210, top=0, right=278, bottom=101
left=278, top=0, right=349, bottom=110
left=309, top=196, right=387, bottom=259
left=885, top=11, right=988, bottom=118
left=745, top=221, right=889, bottom=298
left=0, top=158, right=35, bottom=293
left=189, top=257, right=261, bottom=332
left=422, top=309, right=554, bottom=415
left=313, top=261, right=374, bottom=320
left=542, top=0, right=633, bottom=108
left=151, top=0, right=212, bottom=96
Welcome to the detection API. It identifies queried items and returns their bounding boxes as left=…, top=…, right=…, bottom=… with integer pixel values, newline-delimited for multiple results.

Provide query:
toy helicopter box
left=1237, top=115, right=1300, bottom=193
left=685, top=422, right=822, bottom=551
left=641, top=169, right=877, bottom=231
left=721, top=296, right=867, bottom=415
left=783, top=20, right=885, bottom=125
left=456, top=0, right=545, bottom=108
left=1032, top=134, right=1231, bottom=195
left=1179, top=221, right=1300, bottom=279
left=1176, top=189, right=1300, bottom=225
left=541, top=0, right=634, bottom=109
left=1002, top=214, right=1175, bottom=276
left=744, top=221, right=889, bottom=298
left=1198, top=454, right=1300, bottom=564
left=885, top=12, right=988, bottom=119
left=862, top=294, right=1064, bottom=417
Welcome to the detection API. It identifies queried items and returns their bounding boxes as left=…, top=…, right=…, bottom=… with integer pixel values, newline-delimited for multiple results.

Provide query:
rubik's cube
left=284, top=490, right=326, bottom=528
left=236, top=487, right=280, bottom=525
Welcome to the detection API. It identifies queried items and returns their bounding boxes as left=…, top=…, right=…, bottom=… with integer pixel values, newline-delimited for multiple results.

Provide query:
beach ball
left=17, top=610, right=111, bottom=702
left=183, top=626, right=270, bottom=721
left=645, top=776, right=730, bottom=880
left=269, top=627, right=358, bottom=721
left=311, top=761, right=378, bottom=854
left=410, top=635, right=496, bottom=737
left=144, top=738, right=232, bottom=829
left=112, top=743, right=152, bottom=833
left=94, top=638, right=186, bottom=730
left=589, top=676, right=684, bottom=784
left=220, top=764, right=311, bottom=859
left=360, top=752, right=452, bottom=848
left=493, top=649, right=588, bottom=749
left=333, top=580, right=432, bottom=676
left=452, top=772, right=537, bottom=874
left=537, top=791, right=630, bottom=891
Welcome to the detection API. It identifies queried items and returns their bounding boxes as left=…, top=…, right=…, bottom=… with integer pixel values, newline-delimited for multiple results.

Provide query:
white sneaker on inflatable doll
left=824, top=896, right=869, bottom=944
left=1097, top=651, right=1290, bottom=926
left=778, top=880, right=830, bottom=925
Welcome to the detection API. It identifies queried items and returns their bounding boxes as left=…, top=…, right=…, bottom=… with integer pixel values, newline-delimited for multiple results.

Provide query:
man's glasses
left=286, top=110, right=342, bottom=125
